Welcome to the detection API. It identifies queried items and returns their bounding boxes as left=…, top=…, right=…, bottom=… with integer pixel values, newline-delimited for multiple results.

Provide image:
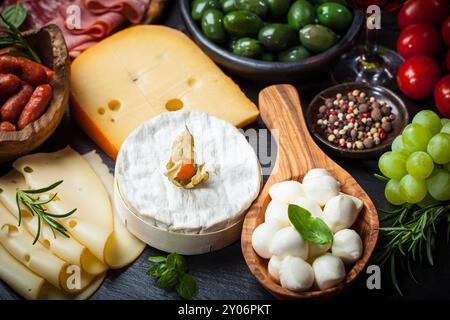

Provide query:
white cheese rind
left=116, top=111, right=261, bottom=234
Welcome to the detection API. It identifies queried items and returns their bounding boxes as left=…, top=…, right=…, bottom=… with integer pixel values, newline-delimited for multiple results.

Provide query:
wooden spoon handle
left=259, top=84, right=322, bottom=181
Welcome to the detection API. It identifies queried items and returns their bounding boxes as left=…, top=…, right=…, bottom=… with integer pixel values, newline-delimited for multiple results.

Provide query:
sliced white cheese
left=39, top=272, right=106, bottom=300
left=0, top=244, right=44, bottom=300
left=116, top=111, right=261, bottom=234
left=0, top=170, right=107, bottom=275
left=0, top=202, right=68, bottom=289
left=13, top=147, right=114, bottom=263
left=82, top=150, right=145, bottom=268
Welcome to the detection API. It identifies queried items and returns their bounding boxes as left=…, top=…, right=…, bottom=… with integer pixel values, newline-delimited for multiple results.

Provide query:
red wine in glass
left=351, top=0, right=406, bottom=12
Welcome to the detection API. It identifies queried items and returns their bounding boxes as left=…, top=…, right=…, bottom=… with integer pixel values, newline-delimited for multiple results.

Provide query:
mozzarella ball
left=268, top=256, right=283, bottom=283
left=303, top=175, right=340, bottom=206
left=308, top=242, right=331, bottom=259
left=279, top=256, right=314, bottom=292
left=332, top=229, right=363, bottom=264
left=265, top=199, right=289, bottom=226
left=340, top=193, right=364, bottom=213
left=269, top=181, right=304, bottom=203
left=269, top=226, right=308, bottom=259
left=322, top=195, right=358, bottom=233
left=312, top=254, right=346, bottom=290
left=303, top=168, right=331, bottom=183
left=290, top=196, right=322, bottom=218
left=252, top=220, right=284, bottom=259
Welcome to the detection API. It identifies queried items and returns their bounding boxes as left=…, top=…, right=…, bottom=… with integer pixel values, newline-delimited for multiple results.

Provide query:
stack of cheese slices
left=0, top=147, right=145, bottom=299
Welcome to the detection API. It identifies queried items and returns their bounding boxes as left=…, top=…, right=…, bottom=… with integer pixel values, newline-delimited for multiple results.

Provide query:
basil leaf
left=147, top=256, right=167, bottom=263
left=166, top=253, right=188, bottom=273
left=176, top=274, right=198, bottom=300
left=288, top=204, right=333, bottom=245
left=157, top=268, right=178, bottom=289
left=146, top=264, right=160, bottom=277
left=1, top=3, right=27, bottom=29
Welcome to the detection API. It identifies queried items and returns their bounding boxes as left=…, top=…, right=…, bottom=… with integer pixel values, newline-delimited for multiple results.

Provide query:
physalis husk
left=165, top=127, right=209, bottom=189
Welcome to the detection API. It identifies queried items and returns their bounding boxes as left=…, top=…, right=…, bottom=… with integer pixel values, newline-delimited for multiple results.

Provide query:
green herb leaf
left=147, top=256, right=167, bottom=263
left=176, top=273, right=198, bottom=300
left=157, top=268, right=178, bottom=289
left=16, top=180, right=76, bottom=244
left=146, top=252, right=198, bottom=299
left=166, top=253, right=188, bottom=273
left=288, top=204, right=333, bottom=245
left=1, top=2, right=27, bottom=29
left=146, top=264, right=161, bottom=277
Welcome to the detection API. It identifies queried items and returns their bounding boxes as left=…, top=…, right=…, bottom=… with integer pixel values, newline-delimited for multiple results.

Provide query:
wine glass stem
left=359, top=15, right=382, bottom=71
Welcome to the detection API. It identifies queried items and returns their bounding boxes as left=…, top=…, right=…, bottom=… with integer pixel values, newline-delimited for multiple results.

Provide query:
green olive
left=278, top=45, right=311, bottom=61
left=232, top=37, right=263, bottom=58
left=191, top=0, right=221, bottom=21
left=266, top=0, right=291, bottom=19
left=236, top=0, right=269, bottom=18
left=223, top=10, right=264, bottom=37
left=258, top=23, right=298, bottom=52
left=316, top=2, right=353, bottom=31
left=201, top=9, right=227, bottom=44
left=287, top=0, right=315, bottom=30
left=221, top=0, right=238, bottom=13
left=299, top=24, right=337, bottom=53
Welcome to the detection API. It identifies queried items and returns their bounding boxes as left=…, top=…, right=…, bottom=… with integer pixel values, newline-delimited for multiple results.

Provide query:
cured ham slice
left=0, top=0, right=149, bottom=58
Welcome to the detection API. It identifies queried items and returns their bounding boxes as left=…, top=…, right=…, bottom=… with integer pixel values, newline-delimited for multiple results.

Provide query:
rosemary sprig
left=375, top=202, right=450, bottom=295
left=0, top=3, right=41, bottom=63
left=16, top=180, right=77, bottom=245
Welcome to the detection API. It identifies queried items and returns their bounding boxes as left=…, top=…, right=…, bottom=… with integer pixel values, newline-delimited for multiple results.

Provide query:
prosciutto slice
left=0, top=0, right=149, bottom=58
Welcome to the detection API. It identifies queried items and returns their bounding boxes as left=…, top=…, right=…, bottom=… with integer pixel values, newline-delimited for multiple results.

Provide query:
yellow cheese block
left=70, top=25, right=259, bottom=159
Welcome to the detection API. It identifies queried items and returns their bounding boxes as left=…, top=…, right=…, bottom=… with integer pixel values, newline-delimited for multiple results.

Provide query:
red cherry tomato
left=397, top=55, right=441, bottom=100
left=398, top=0, right=449, bottom=30
left=443, top=17, right=450, bottom=47
left=397, top=24, right=442, bottom=59
left=434, top=75, right=450, bottom=118
left=446, top=50, right=450, bottom=72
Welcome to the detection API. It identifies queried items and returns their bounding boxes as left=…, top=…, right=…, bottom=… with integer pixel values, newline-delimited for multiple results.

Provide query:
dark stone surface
left=1, top=1, right=449, bottom=300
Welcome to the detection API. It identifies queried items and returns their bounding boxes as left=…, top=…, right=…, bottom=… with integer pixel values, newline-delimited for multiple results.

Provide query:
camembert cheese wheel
left=116, top=111, right=261, bottom=235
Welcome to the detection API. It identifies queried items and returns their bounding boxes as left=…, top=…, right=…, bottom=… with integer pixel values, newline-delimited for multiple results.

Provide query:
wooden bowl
left=0, top=24, right=70, bottom=163
left=241, top=85, right=379, bottom=299
left=307, top=82, right=409, bottom=159
left=179, top=0, right=364, bottom=82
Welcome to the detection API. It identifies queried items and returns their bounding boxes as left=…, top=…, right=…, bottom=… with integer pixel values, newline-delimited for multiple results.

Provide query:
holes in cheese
left=0, top=244, right=44, bottom=300
left=0, top=243, right=106, bottom=300
left=23, top=166, right=33, bottom=173
left=69, top=220, right=78, bottom=229
left=0, top=170, right=107, bottom=275
left=97, top=107, right=105, bottom=115
left=108, top=100, right=121, bottom=111
left=2, top=224, right=19, bottom=236
left=0, top=202, right=68, bottom=289
left=70, top=25, right=259, bottom=160
left=13, top=147, right=114, bottom=264
left=165, top=98, right=184, bottom=111
left=82, top=150, right=146, bottom=269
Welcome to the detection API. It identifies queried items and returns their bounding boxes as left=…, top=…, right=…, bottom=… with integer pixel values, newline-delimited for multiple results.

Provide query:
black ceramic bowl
left=179, top=0, right=364, bottom=82
left=307, top=83, right=409, bottom=160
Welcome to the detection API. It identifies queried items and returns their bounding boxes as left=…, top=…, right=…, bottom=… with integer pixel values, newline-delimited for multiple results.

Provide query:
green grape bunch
left=379, top=110, right=450, bottom=205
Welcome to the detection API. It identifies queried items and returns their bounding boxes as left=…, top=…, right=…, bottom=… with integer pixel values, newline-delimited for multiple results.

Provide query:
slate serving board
left=1, top=1, right=449, bottom=300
